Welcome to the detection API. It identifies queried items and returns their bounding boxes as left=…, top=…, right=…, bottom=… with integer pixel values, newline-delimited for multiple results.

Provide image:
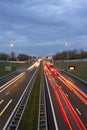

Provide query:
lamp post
left=9, top=43, right=14, bottom=71
left=65, top=43, right=69, bottom=71
left=60, top=50, right=63, bottom=69
left=9, top=43, right=14, bottom=60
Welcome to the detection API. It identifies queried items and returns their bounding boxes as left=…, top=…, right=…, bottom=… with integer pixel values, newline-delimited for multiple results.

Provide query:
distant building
left=45, top=56, right=52, bottom=60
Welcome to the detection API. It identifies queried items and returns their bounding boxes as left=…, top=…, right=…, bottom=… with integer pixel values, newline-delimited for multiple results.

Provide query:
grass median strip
left=18, top=67, right=41, bottom=130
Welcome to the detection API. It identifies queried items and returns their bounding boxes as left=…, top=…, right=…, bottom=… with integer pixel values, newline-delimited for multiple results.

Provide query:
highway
left=0, top=63, right=39, bottom=130
left=43, top=61, right=87, bottom=130
left=0, top=60, right=87, bottom=130
left=0, top=71, right=20, bottom=87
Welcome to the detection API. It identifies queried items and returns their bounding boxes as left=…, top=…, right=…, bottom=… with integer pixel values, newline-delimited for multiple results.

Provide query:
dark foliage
left=53, top=49, right=87, bottom=60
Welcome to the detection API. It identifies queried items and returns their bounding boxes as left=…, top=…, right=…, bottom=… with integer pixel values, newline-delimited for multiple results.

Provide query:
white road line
left=3, top=68, right=38, bottom=130
left=0, top=99, right=12, bottom=116
left=76, top=108, right=81, bottom=115
left=0, top=99, right=4, bottom=105
left=0, top=63, right=38, bottom=92
left=0, top=73, right=24, bottom=89
left=0, top=73, right=25, bottom=92
left=6, top=92, right=10, bottom=95
left=44, top=73, right=59, bottom=130
left=66, top=93, right=69, bottom=97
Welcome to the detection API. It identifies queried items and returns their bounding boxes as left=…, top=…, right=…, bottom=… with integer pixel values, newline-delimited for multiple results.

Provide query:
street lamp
left=10, top=43, right=14, bottom=48
left=65, top=43, right=69, bottom=71
left=60, top=50, right=63, bottom=69
left=9, top=43, right=14, bottom=70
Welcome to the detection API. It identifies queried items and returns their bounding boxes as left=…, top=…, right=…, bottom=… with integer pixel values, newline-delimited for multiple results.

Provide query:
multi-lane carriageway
left=0, top=61, right=40, bottom=130
left=43, top=61, right=87, bottom=130
left=0, top=60, right=87, bottom=130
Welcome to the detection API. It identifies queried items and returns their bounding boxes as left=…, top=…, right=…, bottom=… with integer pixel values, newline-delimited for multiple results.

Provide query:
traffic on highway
left=0, top=60, right=87, bottom=130
left=0, top=61, right=40, bottom=130
left=43, top=61, right=87, bottom=130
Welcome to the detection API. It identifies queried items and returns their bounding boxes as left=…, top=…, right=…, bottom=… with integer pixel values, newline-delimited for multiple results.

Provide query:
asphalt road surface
left=43, top=61, right=87, bottom=130
left=0, top=61, right=87, bottom=130
left=0, top=66, right=37, bottom=130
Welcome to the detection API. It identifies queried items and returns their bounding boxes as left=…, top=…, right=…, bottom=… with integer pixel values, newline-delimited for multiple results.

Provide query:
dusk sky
left=0, top=0, right=87, bottom=56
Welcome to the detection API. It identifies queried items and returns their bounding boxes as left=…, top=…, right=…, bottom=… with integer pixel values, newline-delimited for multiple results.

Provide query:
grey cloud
left=0, top=0, right=87, bottom=56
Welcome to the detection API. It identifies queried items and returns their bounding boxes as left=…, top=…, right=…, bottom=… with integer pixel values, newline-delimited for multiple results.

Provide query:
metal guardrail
left=0, top=71, right=18, bottom=80
left=64, top=70, right=87, bottom=84
left=4, top=68, right=38, bottom=130
left=8, top=88, right=31, bottom=130
left=59, top=67, right=87, bottom=85
left=38, top=71, right=48, bottom=130
left=54, top=63, right=87, bottom=85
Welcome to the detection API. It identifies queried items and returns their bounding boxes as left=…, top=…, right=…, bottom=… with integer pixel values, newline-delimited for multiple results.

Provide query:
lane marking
left=0, top=73, right=25, bottom=92
left=6, top=92, right=10, bottom=96
left=66, top=93, right=69, bottom=97
left=44, top=73, right=59, bottom=130
left=0, top=62, right=40, bottom=93
left=0, top=99, right=4, bottom=105
left=76, top=108, right=81, bottom=115
left=0, top=99, right=12, bottom=116
left=3, top=68, right=38, bottom=130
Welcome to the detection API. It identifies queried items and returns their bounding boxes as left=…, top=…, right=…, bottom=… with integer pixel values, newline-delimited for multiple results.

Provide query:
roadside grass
left=55, top=61, right=87, bottom=81
left=0, top=62, right=29, bottom=77
left=18, top=66, right=41, bottom=130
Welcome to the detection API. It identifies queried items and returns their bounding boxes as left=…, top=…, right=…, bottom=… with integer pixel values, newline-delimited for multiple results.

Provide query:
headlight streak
left=0, top=72, right=25, bottom=92
left=0, top=62, right=39, bottom=93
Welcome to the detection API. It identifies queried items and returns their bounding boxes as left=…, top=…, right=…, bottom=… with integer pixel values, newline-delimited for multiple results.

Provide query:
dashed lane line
left=0, top=99, right=12, bottom=117
left=0, top=99, right=4, bottom=105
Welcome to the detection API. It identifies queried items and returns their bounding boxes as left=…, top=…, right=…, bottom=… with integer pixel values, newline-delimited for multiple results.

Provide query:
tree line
left=0, top=52, right=36, bottom=61
left=53, top=49, right=87, bottom=60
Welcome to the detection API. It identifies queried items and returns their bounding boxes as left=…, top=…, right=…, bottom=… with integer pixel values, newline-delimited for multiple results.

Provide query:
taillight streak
left=58, top=76, right=87, bottom=105
left=58, top=87, right=87, bottom=130
left=60, top=75, right=87, bottom=98
left=47, top=75, right=72, bottom=130
left=43, top=62, right=87, bottom=130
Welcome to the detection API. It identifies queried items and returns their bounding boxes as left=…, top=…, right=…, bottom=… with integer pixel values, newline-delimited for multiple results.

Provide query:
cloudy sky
left=0, top=0, right=87, bottom=56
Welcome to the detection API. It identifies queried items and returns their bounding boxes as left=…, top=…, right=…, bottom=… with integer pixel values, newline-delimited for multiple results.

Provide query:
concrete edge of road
left=0, top=72, right=25, bottom=91
left=15, top=67, right=39, bottom=130
left=0, top=61, right=37, bottom=80
left=2, top=67, right=38, bottom=130
left=44, top=72, right=59, bottom=130
left=0, top=71, right=17, bottom=80
left=62, top=69, right=87, bottom=85
left=55, top=65, right=87, bottom=85
left=38, top=69, right=48, bottom=130
left=0, top=62, right=39, bottom=91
